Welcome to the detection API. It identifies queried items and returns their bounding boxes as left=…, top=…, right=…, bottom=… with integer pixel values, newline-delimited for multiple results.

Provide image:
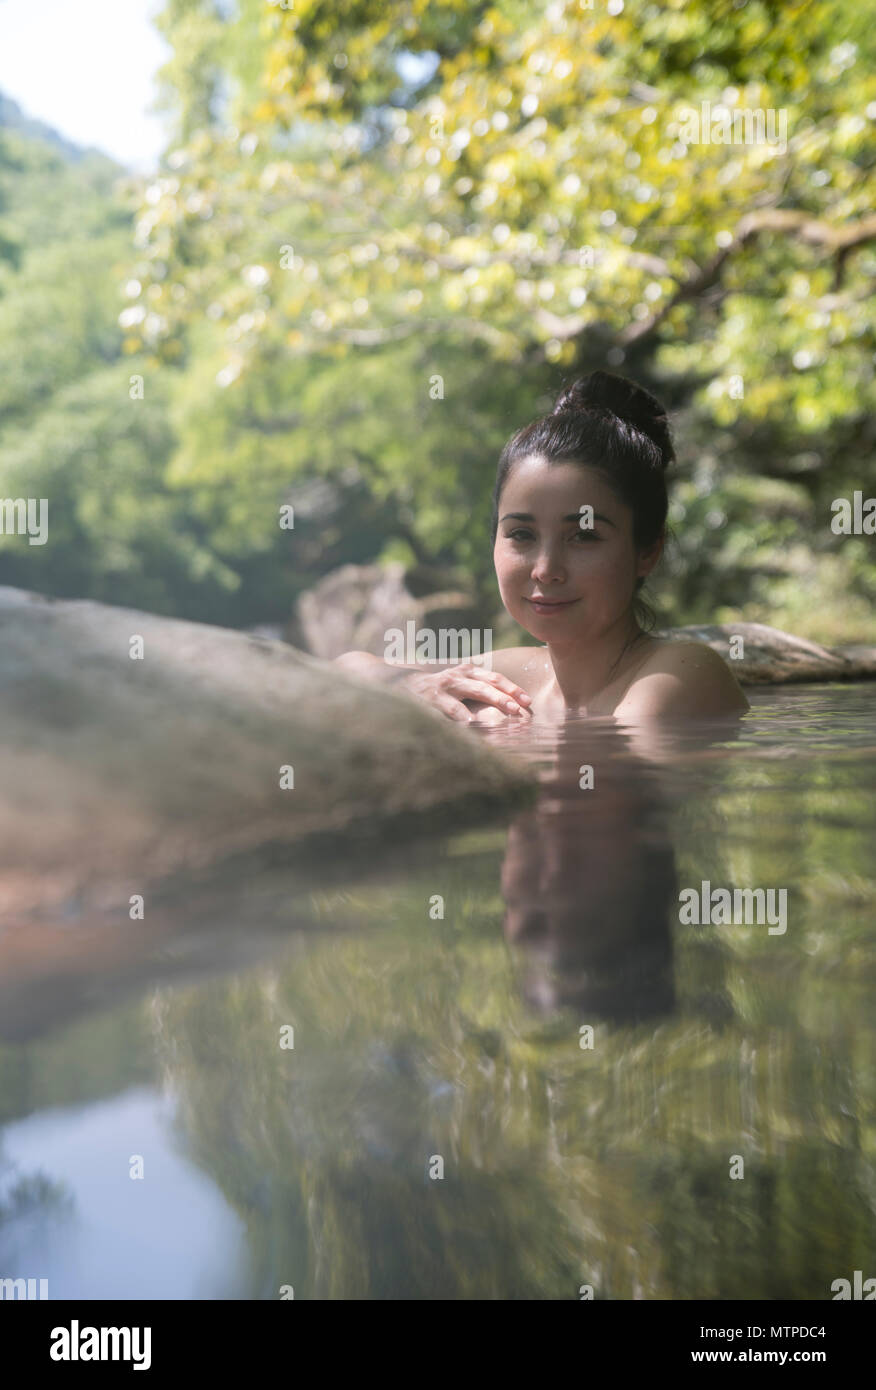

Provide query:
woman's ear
left=636, top=532, right=664, bottom=580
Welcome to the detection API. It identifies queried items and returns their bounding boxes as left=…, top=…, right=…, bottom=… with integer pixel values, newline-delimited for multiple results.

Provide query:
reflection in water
left=0, top=1158, right=74, bottom=1281
left=500, top=729, right=677, bottom=1021
left=0, top=1087, right=248, bottom=1299
left=1, top=686, right=875, bottom=1298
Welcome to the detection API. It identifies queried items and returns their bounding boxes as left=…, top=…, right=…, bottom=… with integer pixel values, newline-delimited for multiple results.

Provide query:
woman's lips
left=525, top=597, right=580, bottom=614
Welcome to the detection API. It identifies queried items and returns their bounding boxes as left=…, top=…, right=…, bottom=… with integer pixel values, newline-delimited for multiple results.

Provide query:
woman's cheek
left=602, top=552, right=639, bottom=613
left=493, top=551, right=521, bottom=614
left=499, top=580, right=523, bottom=621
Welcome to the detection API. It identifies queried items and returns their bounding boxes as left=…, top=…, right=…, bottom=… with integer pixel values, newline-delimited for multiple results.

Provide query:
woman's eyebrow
left=498, top=511, right=616, bottom=527
left=565, top=511, right=616, bottom=528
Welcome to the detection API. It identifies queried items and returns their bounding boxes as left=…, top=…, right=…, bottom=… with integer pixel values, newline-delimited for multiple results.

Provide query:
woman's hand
left=397, top=663, right=532, bottom=724
left=333, top=651, right=532, bottom=724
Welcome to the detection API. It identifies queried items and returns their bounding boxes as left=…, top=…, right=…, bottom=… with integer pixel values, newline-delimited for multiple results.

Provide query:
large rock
left=0, top=586, right=531, bottom=922
left=660, top=622, right=876, bottom=684
left=294, top=561, right=481, bottom=659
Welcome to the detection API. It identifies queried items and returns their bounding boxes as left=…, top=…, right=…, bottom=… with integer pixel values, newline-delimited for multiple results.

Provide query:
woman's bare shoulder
left=614, top=638, right=750, bottom=719
left=488, top=645, right=551, bottom=682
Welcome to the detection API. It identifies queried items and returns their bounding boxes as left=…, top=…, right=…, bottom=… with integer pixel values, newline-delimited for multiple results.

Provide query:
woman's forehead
left=501, top=456, right=625, bottom=509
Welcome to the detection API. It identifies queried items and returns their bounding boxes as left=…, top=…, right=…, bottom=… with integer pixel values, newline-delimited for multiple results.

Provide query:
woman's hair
left=490, top=370, right=675, bottom=625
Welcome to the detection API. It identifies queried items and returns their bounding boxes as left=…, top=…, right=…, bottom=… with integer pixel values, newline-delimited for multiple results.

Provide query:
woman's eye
left=504, top=529, right=601, bottom=543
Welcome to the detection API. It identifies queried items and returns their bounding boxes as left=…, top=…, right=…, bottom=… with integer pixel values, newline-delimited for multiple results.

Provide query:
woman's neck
left=543, top=615, right=650, bottom=712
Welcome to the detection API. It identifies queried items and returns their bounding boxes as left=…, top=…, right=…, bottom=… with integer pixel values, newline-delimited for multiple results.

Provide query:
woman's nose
left=531, top=549, right=566, bottom=584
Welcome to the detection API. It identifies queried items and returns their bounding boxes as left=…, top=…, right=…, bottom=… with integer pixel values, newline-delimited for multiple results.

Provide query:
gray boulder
left=0, top=585, right=530, bottom=925
left=660, top=622, right=876, bottom=684
left=293, top=561, right=482, bottom=658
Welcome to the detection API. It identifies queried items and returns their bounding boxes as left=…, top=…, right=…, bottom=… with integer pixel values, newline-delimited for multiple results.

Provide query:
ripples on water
left=1, top=684, right=874, bottom=1298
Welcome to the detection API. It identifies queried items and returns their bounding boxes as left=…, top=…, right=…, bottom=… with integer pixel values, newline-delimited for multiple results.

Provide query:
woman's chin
left=513, top=607, right=584, bottom=639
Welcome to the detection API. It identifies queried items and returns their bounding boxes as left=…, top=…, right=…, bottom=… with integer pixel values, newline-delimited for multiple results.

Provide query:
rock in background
left=663, top=622, right=876, bottom=684
left=293, top=561, right=482, bottom=660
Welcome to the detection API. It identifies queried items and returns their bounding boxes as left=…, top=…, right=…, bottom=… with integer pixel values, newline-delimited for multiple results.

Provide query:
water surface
left=2, top=684, right=875, bottom=1299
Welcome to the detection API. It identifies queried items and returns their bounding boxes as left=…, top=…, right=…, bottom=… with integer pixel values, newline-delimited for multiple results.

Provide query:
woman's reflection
left=500, top=728, right=678, bottom=1023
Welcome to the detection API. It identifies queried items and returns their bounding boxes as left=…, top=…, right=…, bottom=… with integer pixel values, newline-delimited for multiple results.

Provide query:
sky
left=0, top=0, right=171, bottom=170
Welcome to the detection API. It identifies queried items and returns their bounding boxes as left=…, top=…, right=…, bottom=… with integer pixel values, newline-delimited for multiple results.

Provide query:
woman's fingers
left=398, top=665, right=533, bottom=723
left=447, top=675, right=531, bottom=716
left=432, top=692, right=474, bottom=722
left=467, top=704, right=508, bottom=726
left=455, top=666, right=532, bottom=708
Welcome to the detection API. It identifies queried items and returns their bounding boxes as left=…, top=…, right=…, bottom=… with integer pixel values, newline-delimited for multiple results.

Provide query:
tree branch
left=619, top=209, right=876, bottom=348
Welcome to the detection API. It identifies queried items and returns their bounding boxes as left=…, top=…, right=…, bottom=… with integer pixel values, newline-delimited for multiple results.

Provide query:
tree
left=120, top=0, right=875, bottom=637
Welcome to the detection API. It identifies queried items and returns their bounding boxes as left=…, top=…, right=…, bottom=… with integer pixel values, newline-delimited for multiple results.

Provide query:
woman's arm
left=333, top=650, right=412, bottom=685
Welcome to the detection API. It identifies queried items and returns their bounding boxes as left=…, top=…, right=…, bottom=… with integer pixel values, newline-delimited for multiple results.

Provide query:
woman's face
left=493, top=456, right=661, bottom=645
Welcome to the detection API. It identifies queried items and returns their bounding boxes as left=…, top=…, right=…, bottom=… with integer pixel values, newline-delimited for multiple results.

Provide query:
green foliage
left=0, top=126, right=270, bottom=621
left=116, top=0, right=874, bottom=637
left=1, top=0, right=874, bottom=637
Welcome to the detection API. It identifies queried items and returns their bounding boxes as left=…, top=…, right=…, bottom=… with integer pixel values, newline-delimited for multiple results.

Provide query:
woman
left=337, top=371, right=749, bottom=722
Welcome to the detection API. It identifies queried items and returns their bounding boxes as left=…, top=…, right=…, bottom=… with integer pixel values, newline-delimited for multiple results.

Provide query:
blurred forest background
left=0, top=0, right=873, bottom=643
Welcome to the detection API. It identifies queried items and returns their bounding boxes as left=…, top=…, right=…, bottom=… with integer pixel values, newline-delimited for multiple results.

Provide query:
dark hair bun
left=552, top=370, right=674, bottom=470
